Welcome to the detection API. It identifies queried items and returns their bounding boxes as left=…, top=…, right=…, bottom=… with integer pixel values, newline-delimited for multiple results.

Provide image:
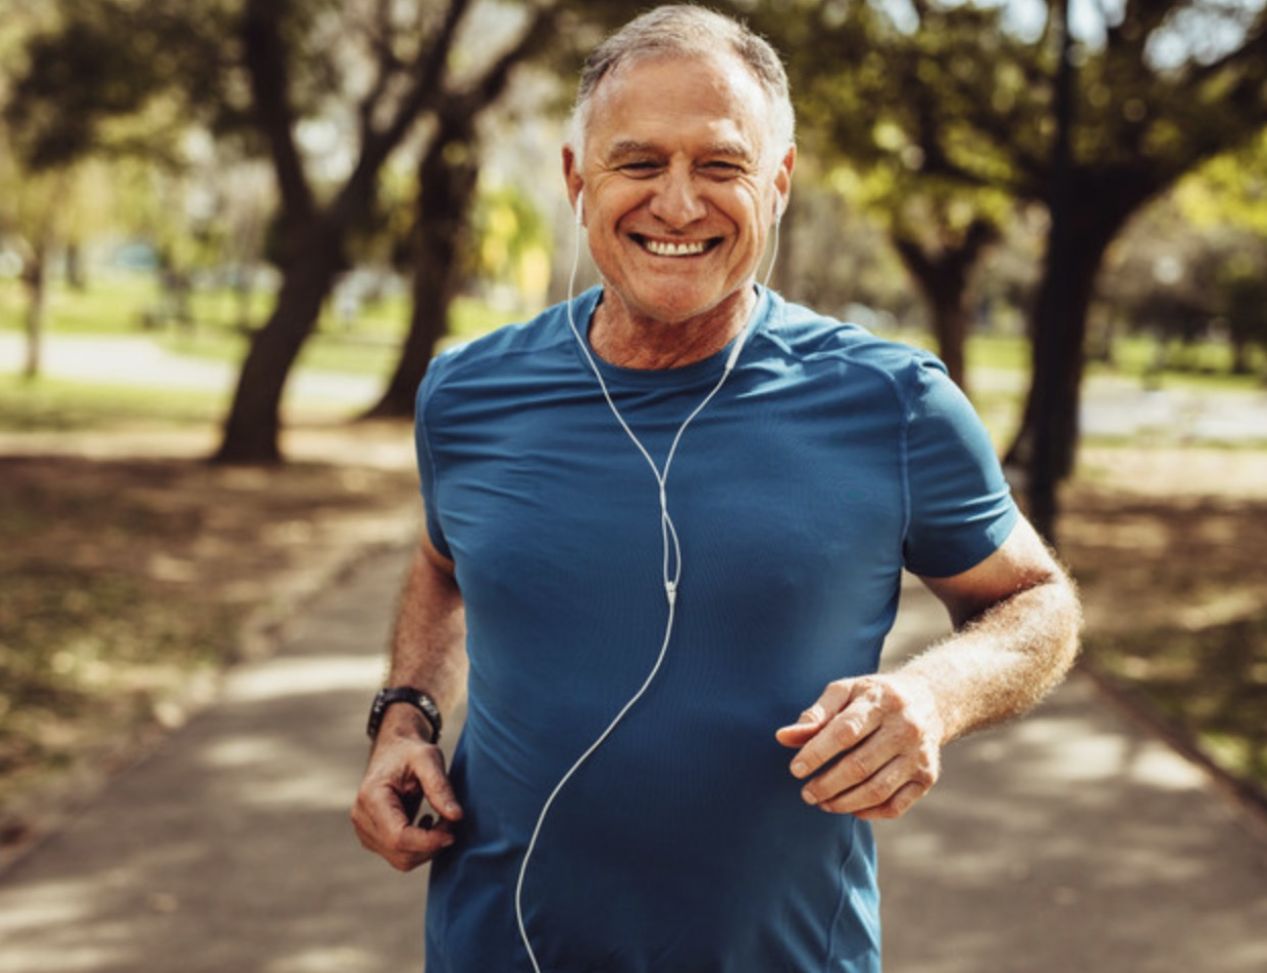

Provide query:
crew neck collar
left=566, top=285, right=772, bottom=388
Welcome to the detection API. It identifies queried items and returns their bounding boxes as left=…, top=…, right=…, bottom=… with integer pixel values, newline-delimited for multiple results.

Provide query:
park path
left=5, top=331, right=1267, bottom=442
left=0, top=332, right=378, bottom=406
left=0, top=547, right=1265, bottom=972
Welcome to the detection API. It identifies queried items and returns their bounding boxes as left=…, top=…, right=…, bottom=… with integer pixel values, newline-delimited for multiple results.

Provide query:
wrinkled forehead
left=582, top=50, right=779, bottom=161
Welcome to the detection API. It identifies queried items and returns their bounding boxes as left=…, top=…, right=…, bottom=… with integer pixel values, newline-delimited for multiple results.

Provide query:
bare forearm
left=381, top=542, right=467, bottom=740
left=895, top=575, right=1082, bottom=745
left=351, top=538, right=465, bottom=869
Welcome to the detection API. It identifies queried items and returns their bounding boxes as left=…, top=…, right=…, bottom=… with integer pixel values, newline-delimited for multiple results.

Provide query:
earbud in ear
left=576, top=190, right=585, bottom=225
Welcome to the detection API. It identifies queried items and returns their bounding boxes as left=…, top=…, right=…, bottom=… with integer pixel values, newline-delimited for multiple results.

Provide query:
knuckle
left=895, top=720, right=920, bottom=745
left=840, top=752, right=870, bottom=781
left=828, top=715, right=860, bottom=745
left=860, top=781, right=889, bottom=806
left=823, top=720, right=847, bottom=746
left=878, top=687, right=905, bottom=715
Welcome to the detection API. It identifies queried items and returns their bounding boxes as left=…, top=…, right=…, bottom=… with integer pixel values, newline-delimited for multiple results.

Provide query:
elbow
left=1044, top=569, right=1084, bottom=687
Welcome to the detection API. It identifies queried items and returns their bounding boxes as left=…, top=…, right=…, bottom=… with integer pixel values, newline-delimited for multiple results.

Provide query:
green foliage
left=470, top=181, right=552, bottom=297
left=1177, top=130, right=1267, bottom=235
left=4, top=0, right=241, bottom=170
left=0, top=374, right=226, bottom=432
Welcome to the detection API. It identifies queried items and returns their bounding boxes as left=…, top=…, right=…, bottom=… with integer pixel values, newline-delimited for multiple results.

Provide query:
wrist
left=886, top=667, right=950, bottom=746
left=366, top=687, right=443, bottom=744
left=379, top=703, right=436, bottom=742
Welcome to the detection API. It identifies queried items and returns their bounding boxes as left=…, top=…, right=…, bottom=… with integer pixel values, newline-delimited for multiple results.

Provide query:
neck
left=589, top=286, right=756, bottom=370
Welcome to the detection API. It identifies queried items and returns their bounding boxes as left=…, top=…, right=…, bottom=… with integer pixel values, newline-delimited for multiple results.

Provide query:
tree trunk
left=1230, top=335, right=1252, bottom=375
left=929, top=292, right=968, bottom=392
left=363, top=121, right=479, bottom=420
left=1011, top=0, right=1075, bottom=545
left=211, top=225, right=345, bottom=463
left=891, top=219, right=997, bottom=395
left=1004, top=176, right=1149, bottom=533
left=64, top=241, right=86, bottom=291
left=21, top=246, right=48, bottom=380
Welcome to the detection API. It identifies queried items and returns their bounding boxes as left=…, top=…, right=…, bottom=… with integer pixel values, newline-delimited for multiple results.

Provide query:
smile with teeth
left=632, top=234, right=720, bottom=257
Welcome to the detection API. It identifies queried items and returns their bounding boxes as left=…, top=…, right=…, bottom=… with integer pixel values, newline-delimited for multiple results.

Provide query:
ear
left=772, top=143, right=796, bottom=222
left=562, top=145, right=585, bottom=224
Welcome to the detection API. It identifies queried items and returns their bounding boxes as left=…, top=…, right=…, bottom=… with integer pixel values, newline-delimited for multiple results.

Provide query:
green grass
left=1087, top=335, right=1267, bottom=393
left=0, top=374, right=227, bottom=432
left=2, top=271, right=520, bottom=337
left=13, top=270, right=1260, bottom=389
left=2, top=272, right=523, bottom=382
left=874, top=326, right=1266, bottom=393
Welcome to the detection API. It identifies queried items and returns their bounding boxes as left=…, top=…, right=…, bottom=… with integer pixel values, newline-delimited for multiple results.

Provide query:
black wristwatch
left=366, top=687, right=442, bottom=744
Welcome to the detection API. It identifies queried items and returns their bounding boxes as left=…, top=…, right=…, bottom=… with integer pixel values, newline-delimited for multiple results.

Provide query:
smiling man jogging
left=350, top=6, right=1081, bottom=971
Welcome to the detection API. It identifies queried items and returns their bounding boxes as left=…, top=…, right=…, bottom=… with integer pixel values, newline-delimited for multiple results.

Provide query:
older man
left=351, top=6, right=1081, bottom=971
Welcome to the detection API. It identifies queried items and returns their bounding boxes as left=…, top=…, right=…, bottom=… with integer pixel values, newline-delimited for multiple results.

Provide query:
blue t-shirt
left=416, top=286, right=1017, bottom=973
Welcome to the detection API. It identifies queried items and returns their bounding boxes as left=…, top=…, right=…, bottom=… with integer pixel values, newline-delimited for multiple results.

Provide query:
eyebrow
left=604, top=140, right=661, bottom=163
left=603, top=139, right=757, bottom=166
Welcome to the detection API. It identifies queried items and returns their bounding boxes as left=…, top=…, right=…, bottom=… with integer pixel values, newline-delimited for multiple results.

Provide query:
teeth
left=642, top=238, right=709, bottom=257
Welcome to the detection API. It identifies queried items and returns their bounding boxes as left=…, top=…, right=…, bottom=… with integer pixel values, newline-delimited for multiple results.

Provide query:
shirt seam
left=751, top=311, right=914, bottom=567
left=419, top=358, right=450, bottom=556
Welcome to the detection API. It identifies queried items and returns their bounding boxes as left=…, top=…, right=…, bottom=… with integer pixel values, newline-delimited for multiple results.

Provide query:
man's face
left=564, top=52, right=794, bottom=327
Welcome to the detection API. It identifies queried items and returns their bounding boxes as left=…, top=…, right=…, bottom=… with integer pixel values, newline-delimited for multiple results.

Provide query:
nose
left=648, top=166, right=707, bottom=228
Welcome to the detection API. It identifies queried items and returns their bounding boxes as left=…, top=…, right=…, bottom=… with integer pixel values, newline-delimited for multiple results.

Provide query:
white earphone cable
left=514, top=195, right=782, bottom=972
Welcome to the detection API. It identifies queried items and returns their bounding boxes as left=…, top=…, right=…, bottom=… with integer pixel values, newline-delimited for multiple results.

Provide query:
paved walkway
left=0, top=333, right=379, bottom=407
left=6, top=331, right=1267, bottom=443
left=0, top=548, right=1264, bottom=972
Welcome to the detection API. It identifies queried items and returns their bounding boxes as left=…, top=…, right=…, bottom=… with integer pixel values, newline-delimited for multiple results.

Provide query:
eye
left=701, top=161, right=744, bottom=178
left=619, top=161, right=662, bottom=177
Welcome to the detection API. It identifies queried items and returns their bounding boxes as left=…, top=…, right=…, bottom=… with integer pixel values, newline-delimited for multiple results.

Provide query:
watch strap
left=367, top=687, right=442, bottom=744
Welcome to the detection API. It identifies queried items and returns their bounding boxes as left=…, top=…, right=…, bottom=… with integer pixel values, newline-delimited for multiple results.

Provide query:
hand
left=775, top=673, right=944, bottom=821
left=350, top=730, right=464, bottom=871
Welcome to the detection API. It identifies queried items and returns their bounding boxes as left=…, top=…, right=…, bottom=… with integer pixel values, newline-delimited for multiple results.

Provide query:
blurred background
left=0, top=0, right=1264, bottom=966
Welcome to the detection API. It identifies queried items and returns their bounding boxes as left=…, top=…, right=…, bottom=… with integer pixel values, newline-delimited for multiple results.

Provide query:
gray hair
left=568, top=5, right=795, bottom=167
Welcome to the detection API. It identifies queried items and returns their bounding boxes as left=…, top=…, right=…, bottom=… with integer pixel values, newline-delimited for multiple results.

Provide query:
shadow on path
left=0, top=555, right=1263, bottom=972
left=0, top=548, right=435, bottom=973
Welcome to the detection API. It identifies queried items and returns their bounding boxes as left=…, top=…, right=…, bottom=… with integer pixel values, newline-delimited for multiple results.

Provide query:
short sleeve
left=901, top=354, right=1018, bottom=577
left=414, top=354, right=453, bottom=560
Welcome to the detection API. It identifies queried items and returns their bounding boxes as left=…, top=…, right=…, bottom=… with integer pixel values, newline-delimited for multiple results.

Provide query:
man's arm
left=775, top=515, right=1082, bottom=821
left=350, top=531, right=468, bottom=870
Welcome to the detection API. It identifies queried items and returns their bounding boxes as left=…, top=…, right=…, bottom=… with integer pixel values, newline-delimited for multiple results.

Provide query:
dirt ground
left=0, top=421, right=421, bottom=862
left=1062, top=445, right=1267, bottom=793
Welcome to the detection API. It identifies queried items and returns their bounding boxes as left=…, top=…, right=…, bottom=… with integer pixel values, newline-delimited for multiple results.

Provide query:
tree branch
left=370, top=0, right=474, bottom=163
left=442, top=3, right=559, bottom=121
left=241, top=0, right=314, bottom=223
left=332, top=0, right=476, bottom=229
left=358, top=0, right=407, bottom=142
left=1188, top=13, right=1267, bottom=86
